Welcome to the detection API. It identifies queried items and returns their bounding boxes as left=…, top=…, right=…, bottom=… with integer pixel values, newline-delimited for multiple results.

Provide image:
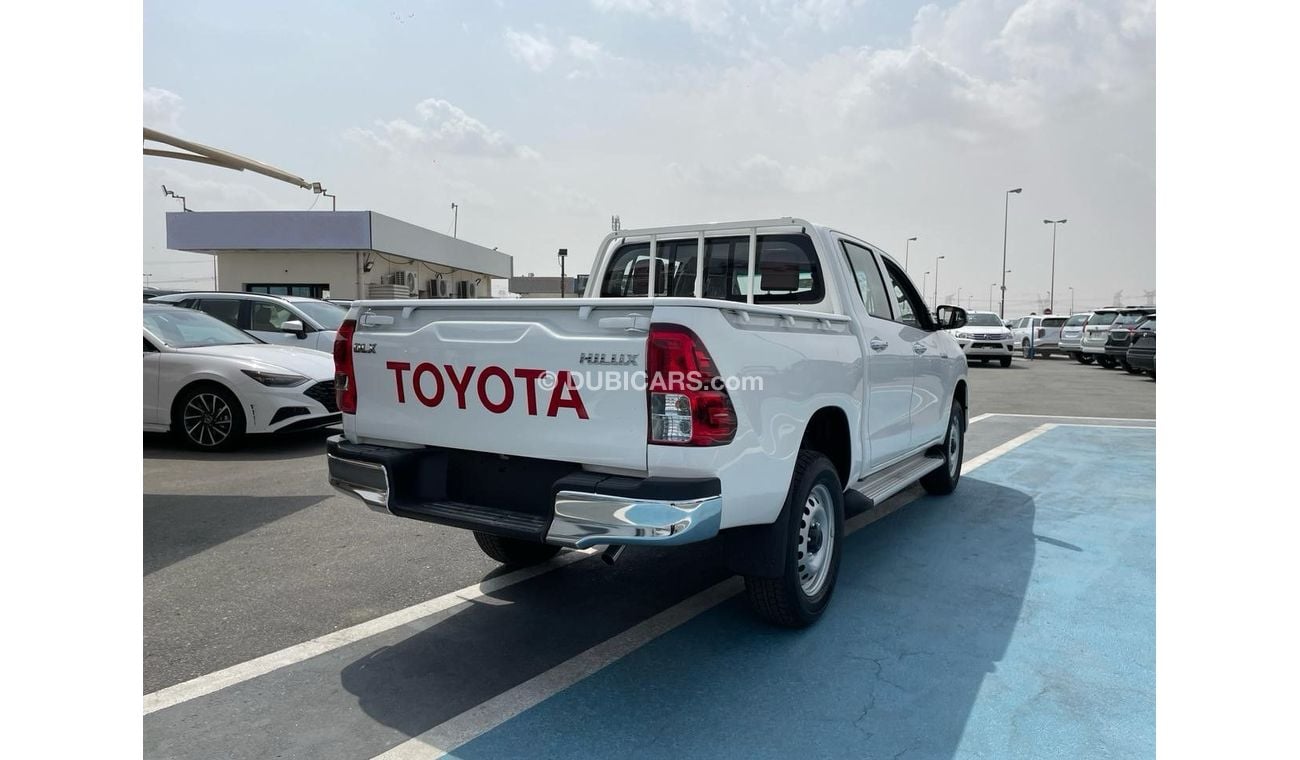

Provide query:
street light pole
left=558, top=248, right=568, bottom=298
left=988, top=282, right=997, bottom=311
left=1069, top=286, right=1075, bottom=312
left=922, top=271, right=930, bottom=298
left=450, top=203, right=459, bottom=238
left=905, top=236, right=917, bottom=272
left=933, top=255, right=946, bottom=305
left=1043, top=218, right=1067, bottom=314
left=1000, top=187, right=1022, bottom=319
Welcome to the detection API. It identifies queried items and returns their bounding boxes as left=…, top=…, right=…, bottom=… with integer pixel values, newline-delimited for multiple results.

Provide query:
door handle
left=869, top=337, right=889, bottom=352
left=913, top=343, right=928, bottom=355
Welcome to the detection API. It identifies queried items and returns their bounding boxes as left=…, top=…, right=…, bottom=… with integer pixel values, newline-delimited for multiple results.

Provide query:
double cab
left=326, top=219, right=970, bottom=626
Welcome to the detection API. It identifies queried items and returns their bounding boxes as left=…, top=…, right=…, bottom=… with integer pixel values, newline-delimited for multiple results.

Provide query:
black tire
left=999, top=356, right=1013, bottom=367
left=473, top=531, right=561, bottom=566
left=743, top=451, right=844, bottom=628
left=1124, top=362, right=1142, bottom=374
left=978, top=358, right=989, bottom=365
left=1097, top=356, right=1116, bottom=369
left=1021, top=340, right=1031, bottom=358
left=173, top=383, right=246, bottom=451
left=921, top=401, right=965, bottom=495
left=1040, top=351, right=1052, bottom=359
left=1149, top=369, right=1156, bottom=381
left=1074, top=352, right=1094, bottom=365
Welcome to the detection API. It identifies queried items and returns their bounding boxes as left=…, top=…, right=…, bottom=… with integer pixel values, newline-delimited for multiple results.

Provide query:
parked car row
left=948, top=307, right=1156, bottom=379
left=144, top=292, right=349, bottom=450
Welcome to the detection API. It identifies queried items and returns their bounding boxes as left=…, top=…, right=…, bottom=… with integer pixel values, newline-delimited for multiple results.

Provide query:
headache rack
left=588, top=217, right=814, bottom=303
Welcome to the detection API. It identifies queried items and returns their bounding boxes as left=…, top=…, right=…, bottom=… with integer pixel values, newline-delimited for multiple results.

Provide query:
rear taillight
left=333, top=318, right=357, bottom=414
left=646, top=324, right=736, bottom=446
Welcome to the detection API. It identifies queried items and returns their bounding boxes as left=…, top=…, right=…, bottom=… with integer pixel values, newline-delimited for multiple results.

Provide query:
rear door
left=349, top=302, right=652, bottom=471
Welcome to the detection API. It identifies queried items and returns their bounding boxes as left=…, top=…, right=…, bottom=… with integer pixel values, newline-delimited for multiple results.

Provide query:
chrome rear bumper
left=547, top=491, right=721, bottom=549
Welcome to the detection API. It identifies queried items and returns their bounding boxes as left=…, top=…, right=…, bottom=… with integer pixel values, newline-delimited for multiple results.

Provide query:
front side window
left=841, top=241, right=892, bottom=320
left=879, top=258, right=931, bottom=329
left=249, top=301, right=295, bottom=331
left=599, top=234, right=824, bottom=304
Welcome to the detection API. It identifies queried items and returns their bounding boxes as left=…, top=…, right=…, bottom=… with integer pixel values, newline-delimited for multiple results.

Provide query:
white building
left=166, top=210, right=513, bottom=300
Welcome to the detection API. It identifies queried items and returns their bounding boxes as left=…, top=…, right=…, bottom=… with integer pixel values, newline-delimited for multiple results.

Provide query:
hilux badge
left=578, top=352, right=638, bottom=366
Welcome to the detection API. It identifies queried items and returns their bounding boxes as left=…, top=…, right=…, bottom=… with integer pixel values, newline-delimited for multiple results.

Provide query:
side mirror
left=935, top=305, right=967, bottom=330
left=280, top=319, right=306, bottom=338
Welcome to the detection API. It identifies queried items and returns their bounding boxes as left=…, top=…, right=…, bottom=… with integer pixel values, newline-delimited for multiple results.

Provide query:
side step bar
left=851, top=453, right=945, bottom=508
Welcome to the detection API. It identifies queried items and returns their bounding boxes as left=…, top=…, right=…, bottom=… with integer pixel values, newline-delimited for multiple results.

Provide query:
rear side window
left=197, top=299, right=240, bottom=328
left=600, top=234, right=824, bottom=304
left=1043, top=317, right=1067, bottom=327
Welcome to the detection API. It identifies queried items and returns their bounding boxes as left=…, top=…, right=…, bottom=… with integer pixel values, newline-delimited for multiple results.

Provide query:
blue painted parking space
left=451, top=425, right=1155, bottom=760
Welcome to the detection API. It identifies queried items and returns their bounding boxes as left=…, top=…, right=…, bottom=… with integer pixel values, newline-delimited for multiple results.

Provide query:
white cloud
left=505, top=28, right=556, bottom=72
left=590, top=0, right=736, bottom=34
left=144, top=87, right=184, bottom=132
left=346, top=98, right=538, bottom=160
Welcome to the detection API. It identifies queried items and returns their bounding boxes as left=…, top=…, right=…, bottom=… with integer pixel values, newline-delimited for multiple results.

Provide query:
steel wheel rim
left=183, top=393, right=233, bottom=447
left=947, top=414, right=962, bottom=478
left=797, top=483, right=835, bottom=597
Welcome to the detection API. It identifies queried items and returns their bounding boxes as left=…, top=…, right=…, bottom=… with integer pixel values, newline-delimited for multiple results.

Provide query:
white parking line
left=974, top=412, right=1155, bottom=423
left=371, top=424, right=1058, bottom=759
left=142, top=548, right=598, bottom=715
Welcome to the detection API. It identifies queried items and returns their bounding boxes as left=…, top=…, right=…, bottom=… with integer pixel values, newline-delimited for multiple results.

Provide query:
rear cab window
left=600, top=234, right=824, bottom=304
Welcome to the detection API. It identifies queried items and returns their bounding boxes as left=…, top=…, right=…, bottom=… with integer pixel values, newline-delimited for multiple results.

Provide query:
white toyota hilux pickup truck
left=327, top=218, right=970, bottom=626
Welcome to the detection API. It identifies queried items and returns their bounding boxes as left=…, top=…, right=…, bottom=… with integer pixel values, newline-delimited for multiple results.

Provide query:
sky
left=143, top=0, right=1155, bottom=313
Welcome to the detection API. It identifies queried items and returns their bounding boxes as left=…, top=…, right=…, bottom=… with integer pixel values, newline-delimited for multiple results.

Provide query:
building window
left=245, top=283, right=329, bottom=298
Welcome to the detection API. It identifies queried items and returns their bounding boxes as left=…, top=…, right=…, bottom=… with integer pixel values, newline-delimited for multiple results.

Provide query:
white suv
left=149, top=292, right=347, bottom=353
left=949, top=311, right=1015, bottom=367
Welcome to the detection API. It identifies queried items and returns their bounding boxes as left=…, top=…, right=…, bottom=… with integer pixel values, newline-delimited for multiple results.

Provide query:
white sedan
left=144, top=303, right=339, bottom=450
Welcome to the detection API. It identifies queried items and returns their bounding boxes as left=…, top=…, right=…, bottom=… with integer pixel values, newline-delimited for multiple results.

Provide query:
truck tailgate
left=349, top=301, right=650, bottom=471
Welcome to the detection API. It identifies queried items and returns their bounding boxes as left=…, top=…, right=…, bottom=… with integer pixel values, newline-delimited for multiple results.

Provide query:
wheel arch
left=799, top=405, right=852, bottom=487
left=169, top=378, right=240, bottom=430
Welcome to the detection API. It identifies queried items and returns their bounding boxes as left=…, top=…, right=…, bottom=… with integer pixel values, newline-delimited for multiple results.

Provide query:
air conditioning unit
left=428, top=278, right=450, bottom=298
left=457, top=281, right=479, bottom=299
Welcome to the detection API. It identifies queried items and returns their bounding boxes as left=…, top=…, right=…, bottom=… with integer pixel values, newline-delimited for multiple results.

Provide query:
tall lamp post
left=450, top=203, right=459, bottom=238
left=922, top=271, right=930, bottom=298
left=1068, top=286, right=1075, bottom=313
left=1000, top=187, right=1022, bottom=318
left=988, top=282, right=997, bottom=311
left=905, top=236, right=917, bottom=272
left=558, top=248, right=568, bottom=298
left=1043, top=218, right=1067, bottom=314
left=933, top=255, right=946, bottom=305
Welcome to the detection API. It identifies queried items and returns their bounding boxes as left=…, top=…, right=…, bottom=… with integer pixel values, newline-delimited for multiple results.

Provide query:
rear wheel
left=1124, top=361, right=1142, bottom=374
left=473, top=532, right=561, bottom=566
left=999, top=356, right=1013, bottom=367
left=1074, top=352, right=1094, bottom=365
left=173, top=384, right=245, bottom=451
left=743, top=451, right=844, bottom=628
left=921, top=401, right=965, bottom=495
left=1097, top=356, right=1117, bottom=369
left=1021, top=340, right=1031, bottom=358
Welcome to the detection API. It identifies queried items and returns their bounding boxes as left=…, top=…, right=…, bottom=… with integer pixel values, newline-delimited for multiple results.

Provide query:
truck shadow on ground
left=144, top=494, right=327, bottom=575
left=339, top=477, right=1036, bottom=760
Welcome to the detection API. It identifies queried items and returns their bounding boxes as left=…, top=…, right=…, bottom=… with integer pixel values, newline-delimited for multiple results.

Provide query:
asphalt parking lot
left=144, top=355, right=1155, bottom=759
